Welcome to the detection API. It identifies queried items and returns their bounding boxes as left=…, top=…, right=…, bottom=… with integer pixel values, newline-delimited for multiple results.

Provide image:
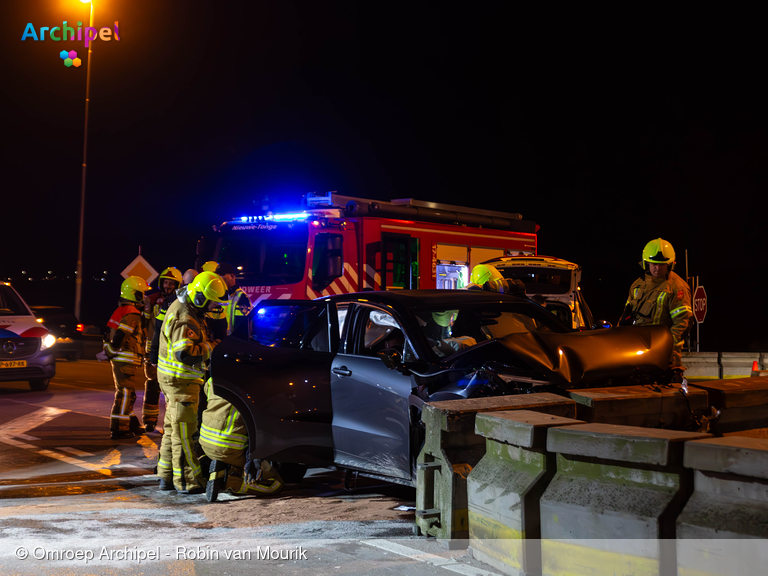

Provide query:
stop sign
left=693, top=285, right=707, bottom=323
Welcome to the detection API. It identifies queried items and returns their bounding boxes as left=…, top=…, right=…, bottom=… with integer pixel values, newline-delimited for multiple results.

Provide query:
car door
left=330, top=304, right=413, bottom=481
left=210, top=300, right=338, bottom=466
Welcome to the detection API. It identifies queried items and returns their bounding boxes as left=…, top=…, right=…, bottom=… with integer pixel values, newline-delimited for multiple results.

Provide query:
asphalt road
left=0, top=360, right=501, bottom=576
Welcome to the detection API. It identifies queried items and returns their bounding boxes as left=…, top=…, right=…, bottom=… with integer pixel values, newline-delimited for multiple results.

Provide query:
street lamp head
left=79, top=0, right=92, bottom=3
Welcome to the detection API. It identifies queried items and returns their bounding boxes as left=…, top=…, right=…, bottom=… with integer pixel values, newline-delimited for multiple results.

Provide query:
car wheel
left=271, top=462, right=308, bottom=484
left=28, top=379, right=50, bottom=392
left=206, top=459, right=227, bottom=503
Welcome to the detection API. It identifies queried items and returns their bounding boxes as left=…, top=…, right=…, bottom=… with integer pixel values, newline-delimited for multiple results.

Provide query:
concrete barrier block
left=682, top=351, right=721, bottom=380
left=416, top=393, right=576, bottom=547
left=678, top=437, right=768, bottom=575
left=761, top=352, right=768, bottom=371
left=540, top=424, right=710, bottom=576
left=468, top=410, right=584, bottom=576
left=721, top=352, right=760, bottom=379
left=567, top=384, right=708, bottom=429
left=689, top=377, right=768, bottom=433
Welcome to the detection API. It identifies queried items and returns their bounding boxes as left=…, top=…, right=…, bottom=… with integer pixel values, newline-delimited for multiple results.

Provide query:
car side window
left=249, top=304, right=325, bottom=349
left=357, top=309, right=405, bottom=358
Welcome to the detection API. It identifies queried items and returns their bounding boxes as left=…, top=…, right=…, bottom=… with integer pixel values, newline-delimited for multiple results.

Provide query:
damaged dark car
left=210, top=290, right=672, bottom=485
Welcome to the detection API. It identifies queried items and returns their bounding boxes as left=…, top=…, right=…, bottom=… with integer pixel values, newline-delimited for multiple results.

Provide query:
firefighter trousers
left=157, top=380, right=203, bottom=491
left=110, top=362, right=142, bottom=433
left=142, top=363, right=161, bottom=428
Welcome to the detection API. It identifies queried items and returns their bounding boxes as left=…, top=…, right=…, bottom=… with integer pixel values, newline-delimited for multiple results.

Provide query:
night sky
left=2, top=2, right=766, bottom=352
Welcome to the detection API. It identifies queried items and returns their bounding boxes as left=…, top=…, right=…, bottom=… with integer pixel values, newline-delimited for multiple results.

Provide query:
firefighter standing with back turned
left=142, top=267, right=182, bottom=433
left=100, top=276, right=151, bottom=440
left=156, top=271, right=228, bottom=494
left=619, top=238, right=693, bottom=381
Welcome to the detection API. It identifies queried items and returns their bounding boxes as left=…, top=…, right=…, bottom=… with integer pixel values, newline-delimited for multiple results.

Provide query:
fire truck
left=197, top=192, right=538, bottom=305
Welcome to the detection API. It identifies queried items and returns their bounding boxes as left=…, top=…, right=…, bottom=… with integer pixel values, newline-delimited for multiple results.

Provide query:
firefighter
left=156, top=271, right=228, bottom=493
left=201, top=261, right=218, bottom=273
left=200, top=378, right=283, bottom=498
left=467, top=264, right=526, bottom=295
left=619, top=238, right=693, bottom=379
left=215, top=262, right=252, bottom=335
left=101, top=276, right=151, bottom=440
left=142, top=267, right=182, bottom=433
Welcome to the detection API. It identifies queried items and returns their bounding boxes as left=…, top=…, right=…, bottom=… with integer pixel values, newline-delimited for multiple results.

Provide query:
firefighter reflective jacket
left=143, top=290, right=172, bottom=354
left=226, top=285, right=251, bottom=335
left=158, top=297, right=215, bottom=383
left=104, top=303, right=145, bottom=365
left=625, top=271, right=693, bottom=347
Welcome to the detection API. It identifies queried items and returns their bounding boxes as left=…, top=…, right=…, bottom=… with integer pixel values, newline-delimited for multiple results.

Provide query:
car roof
left=321, top=289, right=532, bottom=307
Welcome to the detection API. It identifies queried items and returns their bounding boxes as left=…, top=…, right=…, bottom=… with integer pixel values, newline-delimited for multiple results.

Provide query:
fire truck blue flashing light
left=235, top=212, right=309, bottom=224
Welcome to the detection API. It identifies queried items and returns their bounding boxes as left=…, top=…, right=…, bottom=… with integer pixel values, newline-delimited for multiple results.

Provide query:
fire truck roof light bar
left=237, top=212, right=309, bottom=223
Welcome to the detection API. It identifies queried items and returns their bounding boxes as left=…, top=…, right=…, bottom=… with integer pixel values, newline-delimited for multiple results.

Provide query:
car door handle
left=332, top=366, right=352, bottom=377
left=224, top=352, right=261, bottom=364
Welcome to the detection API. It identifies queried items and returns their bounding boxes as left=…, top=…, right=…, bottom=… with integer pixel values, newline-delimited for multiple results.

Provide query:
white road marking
left=57, top=447, right=94, bottom=457
left=12, top=433, right=39, bottom=441
left=0, top=406, right=68, bottom=436
left=362, top=540, right=501, bottom=575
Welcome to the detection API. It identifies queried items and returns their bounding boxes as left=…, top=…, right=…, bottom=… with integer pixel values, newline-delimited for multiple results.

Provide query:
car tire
left=28, top=379, right=50, bottom=392
left=206, top=459, right=226, bottom=503
left=271, top=462, right=308, bottom=484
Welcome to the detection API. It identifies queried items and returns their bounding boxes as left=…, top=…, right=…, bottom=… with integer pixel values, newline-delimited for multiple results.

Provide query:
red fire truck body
left=198, top=193, right=538, bottom=306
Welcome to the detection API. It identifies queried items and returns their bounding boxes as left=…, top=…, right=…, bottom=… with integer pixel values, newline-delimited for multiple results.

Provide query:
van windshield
left=203, top=224, right=309, bottom=286
left=0, top=285, right=29, bottom=316
left=498, top=266, right=572, bottom=295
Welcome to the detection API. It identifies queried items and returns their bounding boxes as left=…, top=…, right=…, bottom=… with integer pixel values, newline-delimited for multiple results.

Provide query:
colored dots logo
left=60, top=49, right=81, bottom=67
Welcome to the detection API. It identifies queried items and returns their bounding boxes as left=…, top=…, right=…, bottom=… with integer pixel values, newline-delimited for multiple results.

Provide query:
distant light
left=237, top=266, right=243, bottom=271
left=257, top=308, right=266, bottom=315
left=241, top=216, right=248, bottom=222
left=636, top=350, right=645, bottom=355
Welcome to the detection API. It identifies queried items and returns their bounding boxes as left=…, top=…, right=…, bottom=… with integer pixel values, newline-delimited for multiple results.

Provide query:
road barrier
left=567, top=383, right=708, bottom=429
left=682, top=351, right=768, bottom=380
left=539, top=424, right=711, bottom=576
left=415, top=393, right=576, bottom=547
left=467, top=410, right=584, bottom=576
left=677, top=437, right=768, bottom=576
left=688, top=377, right=768, bottom=434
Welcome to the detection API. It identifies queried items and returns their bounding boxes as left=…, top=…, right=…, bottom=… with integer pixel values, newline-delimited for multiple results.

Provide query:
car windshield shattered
left=411, top=302, right=569, bottom=357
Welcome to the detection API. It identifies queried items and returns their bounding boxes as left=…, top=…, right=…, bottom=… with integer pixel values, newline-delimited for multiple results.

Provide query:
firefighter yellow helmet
left=187, top=271, right=229, bottom=308
left=432, top=310, right=458, bottom=327
left=159, top=267, right=183, bottom=286
left=641, top=238, right=676, bottom=270
left=202, top=261, right=218, bottom=273
left=120, top=276, right=150, bottom=303
left=470, top=264, right=503, bottom=286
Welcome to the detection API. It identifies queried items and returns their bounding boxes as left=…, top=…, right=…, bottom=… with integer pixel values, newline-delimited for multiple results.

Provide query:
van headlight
left=41, top=333, right=57, bottom=350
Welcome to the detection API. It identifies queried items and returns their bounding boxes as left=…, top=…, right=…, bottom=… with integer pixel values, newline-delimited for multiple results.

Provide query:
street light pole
left=74, top=0, right=94, bottom=321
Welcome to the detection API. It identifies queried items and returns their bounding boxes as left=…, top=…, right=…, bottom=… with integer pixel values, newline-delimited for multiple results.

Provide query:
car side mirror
left=592, top=320, right=612, bottom=329
left=377, top=349, right=402, bottom=370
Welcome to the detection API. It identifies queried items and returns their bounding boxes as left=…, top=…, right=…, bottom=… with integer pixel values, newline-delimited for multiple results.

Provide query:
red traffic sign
left=693, top=285, right=707, bottom=323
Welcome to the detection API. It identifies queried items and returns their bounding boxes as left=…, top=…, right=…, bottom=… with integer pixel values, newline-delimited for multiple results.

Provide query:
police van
left=0, top=282, right=57, bottom=390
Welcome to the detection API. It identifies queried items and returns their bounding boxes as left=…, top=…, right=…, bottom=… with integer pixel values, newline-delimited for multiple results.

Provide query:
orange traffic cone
left=752, top=360, right=761, bottom=377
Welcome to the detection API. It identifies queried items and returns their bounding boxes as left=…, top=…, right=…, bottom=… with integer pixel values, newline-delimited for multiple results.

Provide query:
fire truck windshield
left=203, top=224, right=309, bottom=286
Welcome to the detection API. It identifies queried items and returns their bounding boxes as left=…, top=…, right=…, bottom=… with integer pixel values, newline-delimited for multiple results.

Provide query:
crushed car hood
left=490, top=325, right=673, bottom=386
